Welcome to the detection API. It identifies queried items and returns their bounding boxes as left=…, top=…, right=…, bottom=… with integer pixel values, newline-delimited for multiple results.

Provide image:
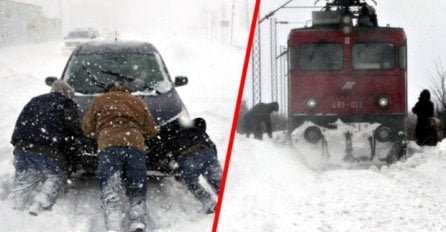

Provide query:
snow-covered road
left=0, top=37, right=245, bottom=232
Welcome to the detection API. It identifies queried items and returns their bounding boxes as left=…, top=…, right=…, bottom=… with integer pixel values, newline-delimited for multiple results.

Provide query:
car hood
left=74, top=88, right=188, bottom=126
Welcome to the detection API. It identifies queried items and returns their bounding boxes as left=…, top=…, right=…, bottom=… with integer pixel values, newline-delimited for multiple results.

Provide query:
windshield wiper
left=99, top=69, right=136, bottom=83
left=81, top=62, right=106, bottom=89
left=99, top=69, right=159, bottom=93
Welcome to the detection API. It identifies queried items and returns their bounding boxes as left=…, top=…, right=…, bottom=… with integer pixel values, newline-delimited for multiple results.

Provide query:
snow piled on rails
left=0, top=38, right=245, bottom=232
left=218, top=133, right=446, bottom=232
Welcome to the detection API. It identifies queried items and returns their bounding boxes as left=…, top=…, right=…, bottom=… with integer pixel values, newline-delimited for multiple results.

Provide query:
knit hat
left=51, top=80, right=75, bottom=99
left=104, top=81, right=129, bottom=93
left=193, top=117, right=207, bottom=132
left=269, top=102, right=279, bottom=112
left=419, top=89, right=431, bottom=101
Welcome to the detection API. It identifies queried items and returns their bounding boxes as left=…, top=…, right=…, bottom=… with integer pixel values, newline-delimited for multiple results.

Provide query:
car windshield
left=64, top=52, right=172, bottom=94
left=67, top=31, right=95, bottom=39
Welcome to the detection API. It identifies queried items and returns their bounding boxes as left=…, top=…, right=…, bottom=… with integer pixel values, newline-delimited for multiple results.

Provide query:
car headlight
left=306, top=98, right=317, bottom=109
left=176, top=107, right=191, bottom=124
left=162, top=107, right=190, bottom=127
left=377, top=96, right=389, bottom=108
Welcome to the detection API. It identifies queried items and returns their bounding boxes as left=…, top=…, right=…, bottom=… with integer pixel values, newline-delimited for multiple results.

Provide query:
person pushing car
left=82, top=81, right=157, bottom=232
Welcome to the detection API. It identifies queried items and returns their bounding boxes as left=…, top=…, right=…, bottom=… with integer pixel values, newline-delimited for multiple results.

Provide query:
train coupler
left=342, top=131, right=358, bottom=162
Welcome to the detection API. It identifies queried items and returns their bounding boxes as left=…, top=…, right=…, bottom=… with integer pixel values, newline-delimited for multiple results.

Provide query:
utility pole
left=270, top=17, right=278, bottom=103
left=230, top=3, right=235, bottom=46
left=251, top=15, right=262, bottom=107
left=251, top=0, right=294, bottom=106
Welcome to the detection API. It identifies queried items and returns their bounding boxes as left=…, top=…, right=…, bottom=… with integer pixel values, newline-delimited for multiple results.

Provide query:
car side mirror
left=45, top=76, right=58, bottom=86
left=174, top=76, right=188, bottom=87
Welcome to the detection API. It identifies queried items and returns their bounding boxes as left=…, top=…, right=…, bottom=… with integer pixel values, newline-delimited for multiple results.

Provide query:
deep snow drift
left=0, top=35, right=245, bottom=231
left=218, top=131, right=446, bottom=232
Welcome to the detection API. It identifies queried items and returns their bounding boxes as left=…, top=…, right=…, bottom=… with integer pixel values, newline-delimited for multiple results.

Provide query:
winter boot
left=9, top=170, right=41, bottom=210
left=130, top=229, right=144, bottom=232
left=129, top=222, right=145, bottom=232
left=202, top=198, right=216, bottom=214
left=28, top=173, right=64, bottom=216
left=128, top=204, right=146, bottom=232
left=101, top=174, right=124, bottom=231
left=28, top=201, right=43, bottom=216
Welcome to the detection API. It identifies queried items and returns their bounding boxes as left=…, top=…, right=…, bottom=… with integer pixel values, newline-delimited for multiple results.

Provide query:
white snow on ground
left=0, top=33, right=245, bottom=231
left=218, top=132, right=446, bottom=232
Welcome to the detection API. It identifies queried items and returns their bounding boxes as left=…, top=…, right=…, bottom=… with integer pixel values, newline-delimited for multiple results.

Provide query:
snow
left=218, top=131, right=446, bottom=232
left=0, top=27, right=246, bottom=232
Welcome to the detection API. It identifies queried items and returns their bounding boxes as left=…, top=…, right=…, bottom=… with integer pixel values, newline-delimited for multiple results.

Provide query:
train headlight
left=306, top=98, right=317, bottom=109
left=377, top=96, right=389, bottom=108
left=304, top=126, right=323, bottom=144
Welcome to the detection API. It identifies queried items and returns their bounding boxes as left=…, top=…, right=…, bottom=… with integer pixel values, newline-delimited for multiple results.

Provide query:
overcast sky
left=16, top=0, right=253, bottom=47
left=16, top=0, right=446, bottom=108
left=247, top=0, right=446, bottom=109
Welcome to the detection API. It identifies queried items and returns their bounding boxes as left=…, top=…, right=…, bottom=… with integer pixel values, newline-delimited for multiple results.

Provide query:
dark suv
left=47, top=41, right=190, bottom=176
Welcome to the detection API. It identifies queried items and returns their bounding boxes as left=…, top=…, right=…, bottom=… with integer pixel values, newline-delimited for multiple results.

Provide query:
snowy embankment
left=218, top=133, right=446, bottom=232
left=0, top=38, right=244, bottom=232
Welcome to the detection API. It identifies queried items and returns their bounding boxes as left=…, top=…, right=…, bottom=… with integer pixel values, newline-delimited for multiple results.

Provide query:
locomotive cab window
left=352, top=43, right=395, bottom=70
left=288, top=45, right=299, bottom=71
left=399, top=45, right=407, bottom=70
left=298, top=43, right=343, bottom=71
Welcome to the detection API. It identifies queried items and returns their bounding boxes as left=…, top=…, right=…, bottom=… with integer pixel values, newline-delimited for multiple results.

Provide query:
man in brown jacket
left=82, top=81, right=157, bottom=232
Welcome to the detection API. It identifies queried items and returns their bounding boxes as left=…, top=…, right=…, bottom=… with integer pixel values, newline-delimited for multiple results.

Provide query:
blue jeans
left=177, top=148, right=222, bottom=207
left=10, top=149, right=66, bottom=211
left=97, top=146, right=147, bottom=231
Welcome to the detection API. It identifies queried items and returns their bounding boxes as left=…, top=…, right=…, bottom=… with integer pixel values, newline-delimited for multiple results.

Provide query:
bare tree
left=428, top=60, right=446, bottom=137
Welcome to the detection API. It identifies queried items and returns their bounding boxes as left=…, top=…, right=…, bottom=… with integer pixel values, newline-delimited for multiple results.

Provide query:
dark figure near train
left=243, top=102, right=279, bottom=140
left=412, top=89, right=440, bottom=146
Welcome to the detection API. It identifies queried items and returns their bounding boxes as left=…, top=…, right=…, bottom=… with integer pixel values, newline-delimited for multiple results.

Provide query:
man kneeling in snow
left=243, top=102, right=279, bottom=140
left=9, top=80, right=81, bottom=215
left=154, top=118, right=222, bottom=213
left=82, top=81, right=157, bottom=232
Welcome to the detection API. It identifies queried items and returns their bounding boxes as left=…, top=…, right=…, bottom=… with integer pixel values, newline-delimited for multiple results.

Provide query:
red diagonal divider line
left=212, top=0, right=261, bottom=231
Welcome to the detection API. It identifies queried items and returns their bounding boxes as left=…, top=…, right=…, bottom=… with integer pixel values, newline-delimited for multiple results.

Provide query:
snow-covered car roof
left=74, top=41, right=159, bottom=55
left=65, top=28, right=100, bottom=39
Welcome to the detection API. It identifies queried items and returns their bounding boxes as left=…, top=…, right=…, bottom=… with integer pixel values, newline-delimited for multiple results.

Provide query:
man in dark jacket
left=153, top=118, right=222, bottom=213
left=243, top=102, right=279, bottom=140
left=9, top=80, right=81, bottom=215
left=412, top=89, right=435, bottom=146
left=82, top=81, right=157, bottom=232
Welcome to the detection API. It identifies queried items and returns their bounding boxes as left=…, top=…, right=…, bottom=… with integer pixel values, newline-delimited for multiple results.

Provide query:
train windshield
left=352, top=43, right=395, bottom=70
left=299, top=43, right=343, bottom=71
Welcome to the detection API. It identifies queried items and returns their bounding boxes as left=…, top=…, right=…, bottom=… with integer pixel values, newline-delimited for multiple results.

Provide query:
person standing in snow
left=154, top=118, right=222, bottom=213
left=82, top=81, right=157, bottom=232
left=9, top=80, right=81, bottom=215
left=243, top=102, right=279, bottom=140
left=412, top=89, right=435, bottom=146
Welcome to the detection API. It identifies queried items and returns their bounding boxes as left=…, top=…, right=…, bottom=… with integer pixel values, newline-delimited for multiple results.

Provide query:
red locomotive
left=287, top=0, right=407, bottom=162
